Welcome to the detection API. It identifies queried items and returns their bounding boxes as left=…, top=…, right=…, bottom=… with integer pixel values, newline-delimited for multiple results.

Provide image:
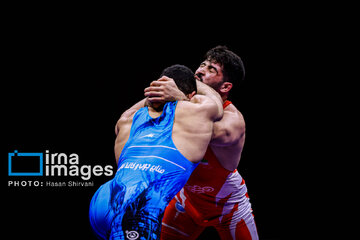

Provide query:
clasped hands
left=144, top=76, right=188, bottom=104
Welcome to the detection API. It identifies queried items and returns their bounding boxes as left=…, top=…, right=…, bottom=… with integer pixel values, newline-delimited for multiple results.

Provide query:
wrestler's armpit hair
left=160, top=64, right=197, bottom=95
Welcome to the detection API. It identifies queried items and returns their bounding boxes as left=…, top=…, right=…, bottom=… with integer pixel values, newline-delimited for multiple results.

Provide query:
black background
left=2, top=4, right=313, bottom=240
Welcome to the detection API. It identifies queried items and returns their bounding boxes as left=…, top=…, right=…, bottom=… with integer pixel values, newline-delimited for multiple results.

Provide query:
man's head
left=195, top=46, right=245, bottom=99
left=160, top=64, right=197, bottom=98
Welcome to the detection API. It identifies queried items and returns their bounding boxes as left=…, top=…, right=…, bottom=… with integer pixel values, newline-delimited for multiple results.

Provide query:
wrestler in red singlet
left=145, top=46, right=259, bottom=239
left=161, top=101, right=258, bottom=240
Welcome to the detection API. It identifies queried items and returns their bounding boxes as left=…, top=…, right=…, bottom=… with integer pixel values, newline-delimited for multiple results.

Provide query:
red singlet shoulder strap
left=223, top=100, right=232, bottom=109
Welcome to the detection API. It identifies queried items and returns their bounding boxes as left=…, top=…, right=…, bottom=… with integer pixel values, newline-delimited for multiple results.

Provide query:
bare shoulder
left=210, top=103, right=245, bottom=146
left=176, top=96, right=203, bottom=110
left=224, top=104, right=245, bottom=128
left=116, top=108, right=137, bottom=126
left=176, top=95, right=219, bottom=119
left=115, top=107, right=138, bottom=135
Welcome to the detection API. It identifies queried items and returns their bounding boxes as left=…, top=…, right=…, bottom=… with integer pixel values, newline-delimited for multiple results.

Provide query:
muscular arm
left=195, top=80, right=223, bottom=121
left=172, top=94, right=223, bottom=162
left=144, top=76, right=188, bottom=102
left=144, top=77, right=223, bottom=120
left=115, top=98, right=147, bottom=135
left=210, top=107, right=245, bottom=146
left=114, top=98, right=148, bottom=162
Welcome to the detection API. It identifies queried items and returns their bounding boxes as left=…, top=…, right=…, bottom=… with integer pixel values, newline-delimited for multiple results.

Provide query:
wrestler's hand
left=144, top=76, right=188, bottom=103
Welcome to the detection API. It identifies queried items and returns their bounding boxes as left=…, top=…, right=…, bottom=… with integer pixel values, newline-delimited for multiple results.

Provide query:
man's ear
left=186, top=91, right=196, bottom=100
left=220, top=82, right=233, bottom=94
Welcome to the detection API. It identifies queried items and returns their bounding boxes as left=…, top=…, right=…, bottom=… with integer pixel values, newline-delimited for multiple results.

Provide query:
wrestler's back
left=115, top=99, right=214, bottom=164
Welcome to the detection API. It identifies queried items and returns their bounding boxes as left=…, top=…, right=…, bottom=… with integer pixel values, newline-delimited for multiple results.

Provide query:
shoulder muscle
left=187, top=95, right=222, bottom=121
left=211, top=106, right=245, bottom=146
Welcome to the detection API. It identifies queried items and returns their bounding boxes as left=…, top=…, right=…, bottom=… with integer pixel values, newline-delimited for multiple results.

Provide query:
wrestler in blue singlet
left=89, top=101, right=199, bottom=240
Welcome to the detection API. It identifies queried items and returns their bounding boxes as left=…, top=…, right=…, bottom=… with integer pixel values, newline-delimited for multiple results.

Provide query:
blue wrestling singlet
left=89, top=101, right=199, bottom=240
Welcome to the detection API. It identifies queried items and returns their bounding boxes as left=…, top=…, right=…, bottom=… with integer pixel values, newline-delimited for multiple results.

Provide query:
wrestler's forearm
left=195, top=80, right=223, bottom=119
left=167, top=80, right=221, bottom=102
left=131, top=98, right=148, bottom=110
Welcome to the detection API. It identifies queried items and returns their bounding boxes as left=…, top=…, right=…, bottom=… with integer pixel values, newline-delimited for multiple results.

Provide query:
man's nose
left=196, top=67, right=205, bottom=75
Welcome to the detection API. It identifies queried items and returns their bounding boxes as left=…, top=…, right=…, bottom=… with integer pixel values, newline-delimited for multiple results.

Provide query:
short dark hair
left=205, top=45, right=245, bottom=85
left=160, top=64, right=197, bottom=95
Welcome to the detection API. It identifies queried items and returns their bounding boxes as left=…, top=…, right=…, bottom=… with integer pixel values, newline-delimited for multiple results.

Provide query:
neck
left=221, top=94, right=229, bottom=103
left=149, top=102, right=165, bottom=112
left=148, top=103, right=164, bottom=118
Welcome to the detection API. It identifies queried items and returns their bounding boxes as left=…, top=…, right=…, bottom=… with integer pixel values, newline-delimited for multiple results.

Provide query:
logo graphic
left=185, top=184, right=214, bottom=194
left=7, top=150, right=114, bottom=180
left=125, top=230, right=139, bottom=240
left=8, top=150, right=43, bottom=176
left=175, top=201, right=186, bottom=213
left=139, top=133, right=155, bottom=138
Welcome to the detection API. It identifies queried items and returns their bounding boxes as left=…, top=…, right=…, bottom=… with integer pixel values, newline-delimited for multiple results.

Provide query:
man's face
left=195, top=60, right=224, bottom=92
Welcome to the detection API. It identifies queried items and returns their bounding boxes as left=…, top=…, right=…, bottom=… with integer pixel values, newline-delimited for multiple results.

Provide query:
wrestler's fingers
left=150, top=76, right=174, bottom=86
left=157, top=76, right=173, bottom=82
left=148, top=96, right=165, bottom=103
left=149, top=80, right=163, bottom=87
left=144, top=90, right=163, bottom=97
left=144, top=86, right=162, bottom=93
